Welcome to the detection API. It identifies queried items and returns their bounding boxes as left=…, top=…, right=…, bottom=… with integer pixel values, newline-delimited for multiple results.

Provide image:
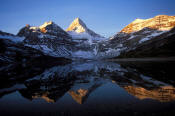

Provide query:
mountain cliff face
left=112, top=15, right=175, bottom=40
left=121, top=15, right=175, bottom=33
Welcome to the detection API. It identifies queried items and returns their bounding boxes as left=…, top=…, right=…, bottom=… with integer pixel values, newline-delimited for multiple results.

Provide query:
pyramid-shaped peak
left=74, top=18, right=85, bottom=25
left=66, top=18, right=87, bottom=33
left=74, top=17, right=81, bottom=21
left=45, top=21, right=54, bottom=25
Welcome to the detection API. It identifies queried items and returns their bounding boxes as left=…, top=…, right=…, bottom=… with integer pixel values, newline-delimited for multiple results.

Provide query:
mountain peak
left=120, top=15, right=175, bottom=33
left=66, top=18, right=104, bottom=40
left=17, top=21, right=70, bottom=39
left=66, top=18, right=87, bottom=33
left=132, top=18, right=145, bottom=24
left=74, top=17, right=86, bottom=26
left=39, top=21, right=55, bottom=29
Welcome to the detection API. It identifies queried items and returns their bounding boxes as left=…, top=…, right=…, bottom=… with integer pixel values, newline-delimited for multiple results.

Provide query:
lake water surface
left=0, top=60, right=175, bottom=116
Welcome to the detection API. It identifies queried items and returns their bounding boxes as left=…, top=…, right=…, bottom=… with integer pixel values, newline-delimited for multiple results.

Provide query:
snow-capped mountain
left=16, top=20, right=105, bottom=59
left=1, top=15, right=175, bottom=60
left=96, top=15, right=175, bottom=58
left=17, top=22, right=74, bottom=57
left=18, top=21, right=70, bottom=39
left=111, top=15, right=175, bottom=40
left=117, top=27, right=175, bottom=58
left=65, top=18, right=108, bottom=59
left=66, top=18, right=106, bottom=43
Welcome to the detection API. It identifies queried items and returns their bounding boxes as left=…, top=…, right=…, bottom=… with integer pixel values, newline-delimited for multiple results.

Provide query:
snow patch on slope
left=25, top=44, right=71, bottom=57
left=139, top=31, right=166, bottom=43
left=139, top=38, right=150, bottom=43
left=38, top=33, right=57, bottom=39
left=0, top=35, right=25, bottom=43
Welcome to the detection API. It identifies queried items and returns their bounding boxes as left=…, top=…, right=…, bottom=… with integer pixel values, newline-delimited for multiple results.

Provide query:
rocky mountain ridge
left=97, top=15, right=175, bottom=58
left=120, top=15, right=175, bottom=33
left=17, top=21, right=74, bottom=57
left=1, top=15, right=175, bottom=59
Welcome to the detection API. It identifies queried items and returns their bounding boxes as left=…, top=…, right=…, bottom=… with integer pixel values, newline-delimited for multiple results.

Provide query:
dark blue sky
left=0, top=0, right=175, bottom=37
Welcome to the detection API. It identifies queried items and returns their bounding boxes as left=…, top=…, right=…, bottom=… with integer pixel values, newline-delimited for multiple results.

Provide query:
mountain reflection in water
left=123, top=85, right=175, bottom=102
left=0, top=60, right=175, bottom=116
